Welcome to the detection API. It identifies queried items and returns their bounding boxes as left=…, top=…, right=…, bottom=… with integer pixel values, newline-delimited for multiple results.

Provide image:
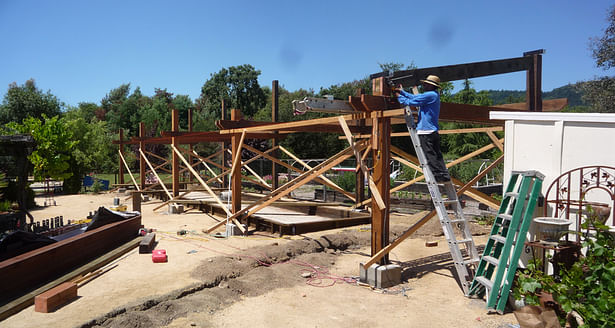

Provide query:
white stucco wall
left=489, top=112, right=615, bottom=268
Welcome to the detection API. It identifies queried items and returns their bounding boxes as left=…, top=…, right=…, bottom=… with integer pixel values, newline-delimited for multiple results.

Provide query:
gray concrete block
left=359, top=263, right=401, bottom=288
left=225, top=223, right=246, bottom=236
left=169, top=204, right=184, bottom=214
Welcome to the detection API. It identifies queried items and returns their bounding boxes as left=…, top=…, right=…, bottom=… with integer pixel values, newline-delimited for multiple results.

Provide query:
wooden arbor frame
left=114, top=50, right=566, bottom=267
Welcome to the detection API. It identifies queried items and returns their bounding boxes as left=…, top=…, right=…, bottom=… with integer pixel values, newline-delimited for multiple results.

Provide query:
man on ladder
left=392, top=74, right=480, bottom=295
left=393, top=75, right=451, bottom=184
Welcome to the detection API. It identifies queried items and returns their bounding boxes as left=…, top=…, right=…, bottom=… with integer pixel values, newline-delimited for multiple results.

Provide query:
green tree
left=197, top=65, right=267, bottom=120
left=0, top=79, right=63, bottom=125
left=8, top=115, right=76, bottom=182
left=62, top=115, right=115, bottom=193
left=583, top=5, right=615, bottom=112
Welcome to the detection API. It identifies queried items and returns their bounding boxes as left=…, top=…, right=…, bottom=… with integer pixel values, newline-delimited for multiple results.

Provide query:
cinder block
left=359, top=263, right=401, bottom=288
left=225, top=223, right=246, bottom=236
left=34, top=282, right=78, bottom=313
left=169, top=204, right=184, bottom=214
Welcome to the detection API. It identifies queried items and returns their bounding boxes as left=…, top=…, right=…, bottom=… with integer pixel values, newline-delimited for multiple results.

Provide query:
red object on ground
left=152, top=249, right=167, bottom=263
left=34, top=282, right=78, bottom=313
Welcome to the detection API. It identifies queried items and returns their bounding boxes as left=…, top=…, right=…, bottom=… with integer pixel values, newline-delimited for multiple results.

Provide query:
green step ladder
left=468, top=170, right=544, bottom=313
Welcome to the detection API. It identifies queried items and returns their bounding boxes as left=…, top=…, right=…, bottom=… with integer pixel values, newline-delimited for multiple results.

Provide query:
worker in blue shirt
left=393, top=75, right=451, bottom=183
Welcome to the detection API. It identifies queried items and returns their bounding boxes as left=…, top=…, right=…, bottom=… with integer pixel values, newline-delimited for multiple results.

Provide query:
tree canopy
left=196, top=64, right=267, bottom=120
left=0, top=79, right=62, bottom=125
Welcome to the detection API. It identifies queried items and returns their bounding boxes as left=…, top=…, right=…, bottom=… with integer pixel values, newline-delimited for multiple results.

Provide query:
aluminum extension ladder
left=468, top=170, right=544, bottom=313
left=403, top=105, right=480, bottom=295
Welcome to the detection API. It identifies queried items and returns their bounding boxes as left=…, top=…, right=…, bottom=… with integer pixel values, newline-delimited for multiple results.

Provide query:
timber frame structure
left=114, top=50, right=566, bottom=267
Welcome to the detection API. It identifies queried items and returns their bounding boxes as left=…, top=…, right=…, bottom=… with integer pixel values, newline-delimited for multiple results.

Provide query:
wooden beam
left=278, top=146, right=355, bottom=202
left=204, top=141, right=367, bottom=233
left=118, top=150, right=141, bottom=193
left=219, top=109, right=405, bottom=134
left=118, top=129, right=125, bottom=185
left=139, top=123, right=146, bottom=189
left=172, top=110, right=180, bottom=197
left=272, top=80, right=279, bottom=191
left=249, top=144, right=355, bottom=201
left=371, top=116, right=391, bottom=261
left=171, top=144, right=232, bottom=217
left=486, top=131, right=504, bottom=152
left=361, top=154, right=506, bottom=268
left=338, top=117, right=384, bottom=209
left=139, top=148, right=173, bottom=201
left=372, top=54, right=534, bottom=86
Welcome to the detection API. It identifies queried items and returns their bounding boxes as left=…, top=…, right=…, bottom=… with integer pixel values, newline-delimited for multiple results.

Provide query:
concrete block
left=359, top=263, right=401, bottom=288
left=225, top=223, right=246, bottom=236
left=34, top=282, right=78, bottom=313
left=169, top=204, right=184, bottom=214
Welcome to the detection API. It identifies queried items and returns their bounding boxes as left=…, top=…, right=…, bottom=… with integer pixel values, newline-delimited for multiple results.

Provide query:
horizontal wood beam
left=371, top=54, right=536, bottom=87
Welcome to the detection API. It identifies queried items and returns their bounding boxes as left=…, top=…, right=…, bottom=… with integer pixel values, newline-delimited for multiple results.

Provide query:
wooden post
left=118, top=129, right=125, bottom=185
left=371, top=116, right=391, bottom=263
left=132, top=191, right=141, bottom=212
left=188, top=108, right=194, bottom=183
left=355, top=88, right=365, bottom=207
left=231, top=109, right=242, bottom=214
left=139, top=123, right=146, bottom=190
left=221, top=99, right=228, bottom=188
left=525, top=50, right=543, bottom=112
left=371, top=77, right=391, bottom=99
left=271, top=80, right=279, bottom=191
left=371, top=84, right=391, bottom=264
left=172, top=109, right=179, bottom=197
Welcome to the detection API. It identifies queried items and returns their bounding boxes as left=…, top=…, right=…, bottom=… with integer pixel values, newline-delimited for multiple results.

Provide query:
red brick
left=34, top=282, right=78, bottom=313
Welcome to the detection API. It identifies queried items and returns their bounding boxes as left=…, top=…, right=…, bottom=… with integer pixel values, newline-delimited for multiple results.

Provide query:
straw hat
left=420, top=75, right=441, bottom=88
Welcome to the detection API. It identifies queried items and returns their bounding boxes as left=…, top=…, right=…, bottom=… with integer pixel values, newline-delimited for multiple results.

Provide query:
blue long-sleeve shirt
left=397, top=89, right=440, bottom=132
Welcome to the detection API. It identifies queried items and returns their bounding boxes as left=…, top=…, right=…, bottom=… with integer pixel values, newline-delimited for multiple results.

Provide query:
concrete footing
left=225, top=223, right=246, bottom=237
left=359, top=263, right=401, bottom=288
left=169, top=204, right=184, bottom=214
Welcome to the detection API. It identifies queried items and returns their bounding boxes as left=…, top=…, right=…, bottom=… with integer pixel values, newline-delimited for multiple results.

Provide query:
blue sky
left=1, top=0, right=613, bottom=107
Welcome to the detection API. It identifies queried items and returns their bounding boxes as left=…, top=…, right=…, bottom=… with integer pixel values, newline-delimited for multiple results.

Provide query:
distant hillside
left=485, top=83, right=587, bottom=107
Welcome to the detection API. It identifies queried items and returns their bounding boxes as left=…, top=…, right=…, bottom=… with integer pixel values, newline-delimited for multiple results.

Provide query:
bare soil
left=2, top=192, right=517, bottom=328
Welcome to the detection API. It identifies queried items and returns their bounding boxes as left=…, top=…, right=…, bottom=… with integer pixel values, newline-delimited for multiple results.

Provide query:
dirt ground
left=2, top=191, right=518, bottom=328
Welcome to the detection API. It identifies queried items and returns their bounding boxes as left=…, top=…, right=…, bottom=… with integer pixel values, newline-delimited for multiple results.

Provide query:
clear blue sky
left=1, top=0, right=613, bottom=107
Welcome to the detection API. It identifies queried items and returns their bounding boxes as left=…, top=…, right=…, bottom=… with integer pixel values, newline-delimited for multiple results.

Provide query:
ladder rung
left=463, top=258, right=480, bottom=265
left=450, top=218, right=466, bottom=223
left=453, top=238, right=473, bottom=244
left=490, top=235, right=507, bottom=244
left=482, top=255, right=499, bottom=266
left=498, top=214, right=512, bottom=221
left=475, top=276, right=494, bottom=290
left=505, top=192, right=519, bottom=198
left=442, top=200, right=457, bottom=205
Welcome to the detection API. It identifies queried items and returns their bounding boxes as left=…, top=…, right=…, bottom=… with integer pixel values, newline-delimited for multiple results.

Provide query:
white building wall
left=489, top=112, right=615, bottom=267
